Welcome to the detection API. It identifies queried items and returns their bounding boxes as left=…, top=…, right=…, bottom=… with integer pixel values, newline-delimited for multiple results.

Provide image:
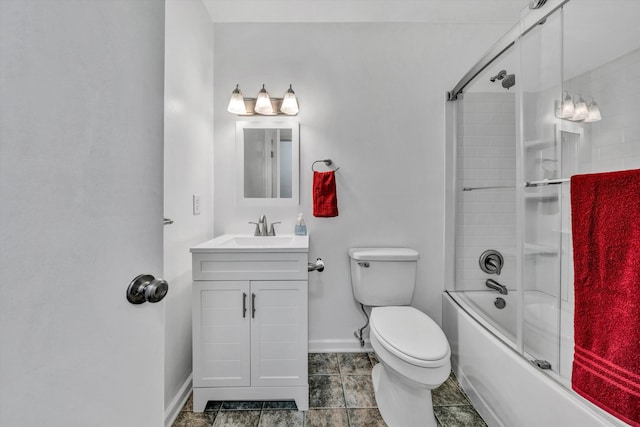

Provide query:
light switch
left=193, top=194, right=200, bottom=215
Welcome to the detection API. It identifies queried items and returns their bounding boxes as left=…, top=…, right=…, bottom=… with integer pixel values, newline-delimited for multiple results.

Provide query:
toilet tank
left=348, top=248, right=420, bottom=306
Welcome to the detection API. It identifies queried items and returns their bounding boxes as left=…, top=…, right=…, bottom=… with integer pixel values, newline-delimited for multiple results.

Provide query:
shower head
left=490, top=70, right=507, bottom=82
left=502, top=74, right=516, bottom=90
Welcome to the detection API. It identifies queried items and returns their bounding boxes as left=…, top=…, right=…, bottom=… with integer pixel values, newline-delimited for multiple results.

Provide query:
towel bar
left=312, top=159, right=340, bottom=172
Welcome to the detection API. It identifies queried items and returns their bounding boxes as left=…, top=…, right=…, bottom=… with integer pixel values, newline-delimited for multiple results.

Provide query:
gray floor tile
left=342, top=375, right=377, bottom=408
left=262, top=400, right=297, bottom=410
left=434, top=405, right=488, bottom=427
left=338, top=353, right=372, bottom=375
left=309, top=375, right=345, bottom=408
left=172, top=410, right=216, bottom=427
left=176, top=354, right=486, bottom=427
left=308, top=353, right=340, bottom=375
left=304, top=408, right=350, bottom=427
left=220, top=401, right=263, bottom=410
left=258, top=409, right=303, bottom=426
left=213, top=410, right=261, bottom=427
left=347, top=408, right=387, bottom=427
left=432, top=375, right=470, bottom=406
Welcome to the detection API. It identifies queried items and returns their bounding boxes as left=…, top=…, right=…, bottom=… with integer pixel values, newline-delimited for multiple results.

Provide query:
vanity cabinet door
left=250, top=281, right=308, bottom=387
left=193, top=281, right=251, bottom=388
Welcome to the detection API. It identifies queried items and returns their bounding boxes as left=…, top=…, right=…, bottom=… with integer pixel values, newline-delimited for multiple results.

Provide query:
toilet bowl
left=369, top=306, right=451, bottom=427
left=347, top=248, right=451, bottom=427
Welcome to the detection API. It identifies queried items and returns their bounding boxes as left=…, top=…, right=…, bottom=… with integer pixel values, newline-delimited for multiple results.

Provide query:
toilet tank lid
left=348, top=248, right=419, bottom=261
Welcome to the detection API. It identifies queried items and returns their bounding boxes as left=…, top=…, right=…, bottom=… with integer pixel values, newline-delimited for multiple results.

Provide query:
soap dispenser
left=295, top=213, right=307, bottom=236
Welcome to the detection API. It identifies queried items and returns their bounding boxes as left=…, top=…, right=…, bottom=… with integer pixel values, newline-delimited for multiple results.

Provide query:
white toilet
left=348, top=248, right=451, bottom=427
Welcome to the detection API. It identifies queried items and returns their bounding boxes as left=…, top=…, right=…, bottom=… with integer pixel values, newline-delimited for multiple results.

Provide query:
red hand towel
left=570, top=168, right=640, bottom=427
left=313, top=171, right=338, bottom=217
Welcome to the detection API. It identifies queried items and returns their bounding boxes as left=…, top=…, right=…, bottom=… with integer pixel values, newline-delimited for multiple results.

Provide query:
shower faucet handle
left=479, top=250, right=504, bottom=275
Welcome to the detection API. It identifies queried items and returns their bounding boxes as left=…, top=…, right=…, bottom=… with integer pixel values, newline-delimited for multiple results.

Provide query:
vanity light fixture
left=584, top=97, right=602, bottom=123
left=280, top=84, right=299, bottom=115
left=571, top=95, right=589, bottom=121
left=226, top=84, right=300, bottom=116
left=254, top=84, right=274, bottom=115
left=227, top=84, right=246, bottom=114
left=560, top=91, right=575, bottom=119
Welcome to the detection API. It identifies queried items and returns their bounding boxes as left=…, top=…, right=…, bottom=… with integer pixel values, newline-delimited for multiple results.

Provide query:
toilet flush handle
left=358, top=262, right=370, bottom=268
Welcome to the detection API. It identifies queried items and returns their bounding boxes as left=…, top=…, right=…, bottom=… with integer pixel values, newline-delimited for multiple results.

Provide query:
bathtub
left=443, top=291, right=626, bottom=427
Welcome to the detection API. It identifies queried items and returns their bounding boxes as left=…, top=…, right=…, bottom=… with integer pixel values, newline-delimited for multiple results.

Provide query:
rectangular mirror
left=236, top=119, right=299, bottom=206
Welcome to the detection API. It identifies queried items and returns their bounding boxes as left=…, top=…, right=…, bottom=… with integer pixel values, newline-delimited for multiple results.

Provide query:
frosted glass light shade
left=254, top=84, right=273, bottom=115
left=227, top=84, right=246, bottom=114
left=584, top=99, right=602, bottom=122
left=280, top=84, right=299, bottom=115
left=561, top=91, right=575, bottom=118
left=572, top=95, right=588, bottom=121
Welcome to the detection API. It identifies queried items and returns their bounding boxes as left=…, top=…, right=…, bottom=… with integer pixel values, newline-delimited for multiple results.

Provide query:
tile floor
left=172, top=353, right=487, bottom=427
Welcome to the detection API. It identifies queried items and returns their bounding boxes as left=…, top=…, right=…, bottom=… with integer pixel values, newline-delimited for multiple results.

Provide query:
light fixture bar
left=227, top=84, right=300, bottom=116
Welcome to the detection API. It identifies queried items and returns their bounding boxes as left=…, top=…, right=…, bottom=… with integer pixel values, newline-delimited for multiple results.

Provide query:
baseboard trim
left=309, top=339, right=373, bottom=353
left=165, top=373, right=193, bottom=427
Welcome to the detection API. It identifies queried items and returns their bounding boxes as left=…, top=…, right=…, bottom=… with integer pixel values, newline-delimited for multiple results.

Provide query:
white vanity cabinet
left=190, top=235, right=309, bottom=412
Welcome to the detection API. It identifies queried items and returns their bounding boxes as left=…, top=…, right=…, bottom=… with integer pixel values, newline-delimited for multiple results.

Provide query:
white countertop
left=190, top=234, right=309, bottom=253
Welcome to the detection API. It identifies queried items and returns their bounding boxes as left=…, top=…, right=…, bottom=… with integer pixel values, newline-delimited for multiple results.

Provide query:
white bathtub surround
left=455, top=91, right=517, bottom=293
left=443, top=293, right=626, bottom=427
left=450, top=289, right=574, bottom=378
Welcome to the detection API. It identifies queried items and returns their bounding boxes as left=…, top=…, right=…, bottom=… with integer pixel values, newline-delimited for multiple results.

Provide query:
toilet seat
left=370, top=306, right=450, bottom=368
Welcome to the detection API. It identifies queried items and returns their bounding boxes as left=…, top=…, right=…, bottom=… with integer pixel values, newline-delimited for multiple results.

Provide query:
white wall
left=213, top=22, right=514, bottom=351
left=164, top=0, right=214, bottom=421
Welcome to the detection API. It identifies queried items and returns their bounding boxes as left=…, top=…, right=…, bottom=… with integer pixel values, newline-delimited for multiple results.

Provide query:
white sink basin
left=190, top=234, right=309, bottom=253
left=219, top=235, right=295, bottom=247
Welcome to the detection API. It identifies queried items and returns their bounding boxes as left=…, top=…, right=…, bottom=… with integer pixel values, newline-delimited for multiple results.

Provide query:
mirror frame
left=235, top=119, right=300, bottom=207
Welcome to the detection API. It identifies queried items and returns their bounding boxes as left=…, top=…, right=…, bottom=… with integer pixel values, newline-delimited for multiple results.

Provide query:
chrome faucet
left=248, top=215, right=280, bottom=236
left=259, top=215, right=268, bottom=236
left=486, top=278, right=508, bottom=295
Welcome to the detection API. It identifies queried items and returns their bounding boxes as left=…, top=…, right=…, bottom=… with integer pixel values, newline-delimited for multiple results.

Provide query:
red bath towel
left=570, top=168, right=640, bottom=427
left=313, top=171, right=338, bottom=217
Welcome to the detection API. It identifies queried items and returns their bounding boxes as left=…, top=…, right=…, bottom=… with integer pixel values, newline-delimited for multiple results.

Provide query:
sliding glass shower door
left=520, top=0, right=640, bottom=385
left=518, top=6, right=564, bottom=377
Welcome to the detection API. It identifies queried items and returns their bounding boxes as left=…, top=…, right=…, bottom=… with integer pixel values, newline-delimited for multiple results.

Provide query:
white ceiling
left=201, top=0, right=530, bottom=24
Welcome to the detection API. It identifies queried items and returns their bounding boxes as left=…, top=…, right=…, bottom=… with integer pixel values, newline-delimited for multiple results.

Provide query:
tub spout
left=486, top=279, right=508, bottom=295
